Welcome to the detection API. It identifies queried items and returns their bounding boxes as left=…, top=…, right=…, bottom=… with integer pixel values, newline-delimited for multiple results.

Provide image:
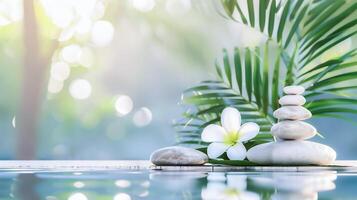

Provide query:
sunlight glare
left=0, top=17, right=10, bottom=26
left=72, top=0, right=96, bottom=17
left=115, top=95, right=133, bottom=116
left=12, top=116, right=16, bottom=128
left=133, top=107, right=152, bottom=127
left=132, top=0, right=155, bottom=12
left=61, top=44, right=82, bottom=64
left=0, top=0, right=22, bottom=26
left=76, top=18, right=92, bottom=34
left=92, top=1, right=106, bottom=19
left=91, top=20, right=114, bottom=47
left=41, top=0, right=74, bottom=28
left=69, top=79, right=92, bottom=100
left=50, top=61, right=71, bottom=81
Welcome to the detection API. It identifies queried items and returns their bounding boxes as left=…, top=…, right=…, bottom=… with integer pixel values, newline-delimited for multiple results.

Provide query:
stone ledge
left=0, top=160, right=355, bottom=172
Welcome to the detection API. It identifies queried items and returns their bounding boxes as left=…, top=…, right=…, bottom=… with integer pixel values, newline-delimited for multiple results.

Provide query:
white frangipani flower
left=201, top=174, right=260, bottom=200
left=201, top=107, right=260, bottom=160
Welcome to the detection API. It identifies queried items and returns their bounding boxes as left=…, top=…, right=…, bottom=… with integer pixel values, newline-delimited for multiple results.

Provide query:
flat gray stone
left=271, top=121, right=316, bottom=140
left=273, top=106, right=312, bottom=120
left=283, top=86, right=305, bottom=95
left=279, top=95, right=306, bottom=106
left=247, top=141, right=336, bottom=165
left=150, top=146, right=208, bottom=166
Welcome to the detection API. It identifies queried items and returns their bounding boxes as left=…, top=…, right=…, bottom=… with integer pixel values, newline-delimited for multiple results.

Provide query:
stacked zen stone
left=272, top=85, right=314, bottom=140
left=247, top=86, right=336, bottom=165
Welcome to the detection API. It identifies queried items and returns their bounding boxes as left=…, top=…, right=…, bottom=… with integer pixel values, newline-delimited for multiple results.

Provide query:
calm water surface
left=0, top=169, right=356, bottom=200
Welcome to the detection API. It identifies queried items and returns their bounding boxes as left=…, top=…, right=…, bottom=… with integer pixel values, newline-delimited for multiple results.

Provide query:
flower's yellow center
left=224, top=188, right=240, bottom=196
left=223, top=131, right=240, bottom=146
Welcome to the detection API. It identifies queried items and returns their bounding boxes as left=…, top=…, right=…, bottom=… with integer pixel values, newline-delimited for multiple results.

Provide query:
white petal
left=201, top=186, right=225, bottom=200
left=227, top=175, right=247, bottom=190
left=239, top=122, right=260, bottom=142
left=207, top=142, right=230, bottom=159
left=221, top=107, right=241, bottom=133
left=239, top=191, right=261, bottom=200
left=201, top=124, right=226, bottom=142
left=226, top=143, right=246, bottom=160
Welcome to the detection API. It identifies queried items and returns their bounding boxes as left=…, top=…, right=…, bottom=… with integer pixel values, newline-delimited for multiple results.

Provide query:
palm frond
left=175, top=45, right=283, bottom=147
left=175, top=0, right=357, bottom=150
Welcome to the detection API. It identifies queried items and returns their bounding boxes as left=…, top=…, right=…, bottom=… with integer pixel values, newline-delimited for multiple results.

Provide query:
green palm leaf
left=175, top=46, right=282, bottom=147
left=175, top=0, right=357, bottom=159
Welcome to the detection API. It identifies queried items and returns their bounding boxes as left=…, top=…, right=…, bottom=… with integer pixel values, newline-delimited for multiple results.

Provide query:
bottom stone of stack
left=247, top=141, right=336, bottom=165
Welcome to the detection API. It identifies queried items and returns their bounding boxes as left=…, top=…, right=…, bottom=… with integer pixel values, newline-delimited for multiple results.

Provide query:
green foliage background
left=175, top=0, right=357, bottom=157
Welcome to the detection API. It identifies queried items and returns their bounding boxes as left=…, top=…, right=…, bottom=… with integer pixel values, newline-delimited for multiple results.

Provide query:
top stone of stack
left=283, top=85, right=305, bottom=95
left=273, top=85, right=312, bottom=120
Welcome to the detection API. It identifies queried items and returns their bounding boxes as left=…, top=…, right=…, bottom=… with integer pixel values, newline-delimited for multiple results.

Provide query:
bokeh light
left=113, top=193, right=131, bottom=200
left=91, top=20, right=114, bottom=47
left=41, top=0, right=74, bottom=28
left=131, top=0, right=155, bottom=12
left=73, top=181, right=85, bottom=188
left=115, top=95, right=133, bottom=116
left=115, top=180, right=131, bottom=188
left=133, top=107, right=152, bottom=127
left=68, top=193, right=88, bottom=200
left=69, top=79, right=92, bottom=100
left=48, top=79, right=64, bottom=94
left=138, top=191, right=149, bottom=197
left=61, top=44, right=82, bottom=64
left=12, top=116, right=16, bottom=128
left=75, top=17, right=92, bottom=34
left=50, top=61, right=71, bottom=81
left=0, top=0, right=22, bottom=26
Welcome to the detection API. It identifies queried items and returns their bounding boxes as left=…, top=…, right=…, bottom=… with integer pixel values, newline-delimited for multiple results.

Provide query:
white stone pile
left=273, top=85, right=314, bottom=140
left=247, top=85, right=336, bottom=165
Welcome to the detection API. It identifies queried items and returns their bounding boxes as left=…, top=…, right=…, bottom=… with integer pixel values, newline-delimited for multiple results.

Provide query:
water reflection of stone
left=249, top=171, right=337, bottom=200
left=149, top=171, right=207, bottom=199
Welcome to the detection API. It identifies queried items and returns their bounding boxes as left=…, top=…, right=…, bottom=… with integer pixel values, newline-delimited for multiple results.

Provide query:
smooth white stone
left=283, top=86, right=305, bottom=95
left=271, top=121, right=316, bottom=140
left=279, top=95, right=306, bottom=106
left=150, top=146, right=208, bottom=166
left=273, top=106, right=312, bottom=120
left=247, top=141, right=336, bottom=165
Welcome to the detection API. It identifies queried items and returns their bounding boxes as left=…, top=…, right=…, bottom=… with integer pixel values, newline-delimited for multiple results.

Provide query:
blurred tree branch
left=16, top=0, right=57, bottom=159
